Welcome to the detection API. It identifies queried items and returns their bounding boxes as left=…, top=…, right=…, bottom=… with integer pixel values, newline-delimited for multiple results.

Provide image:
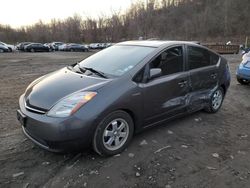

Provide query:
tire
left=0, top=49, right=4, bottom=53
left=204, top=87, right=224, bottom=113
left=93, top=110, right=134, bottom=156
left=30, top=48, right=35, bottom=53
left=70, top=49, right=74, bottom=52
left=237, top=77, right=249, bottom=85
left=8, top=48, right=12, bottom=52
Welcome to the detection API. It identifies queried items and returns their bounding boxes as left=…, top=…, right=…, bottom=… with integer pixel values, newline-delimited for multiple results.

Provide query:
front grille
left=24, top=102, right=46, bottom=114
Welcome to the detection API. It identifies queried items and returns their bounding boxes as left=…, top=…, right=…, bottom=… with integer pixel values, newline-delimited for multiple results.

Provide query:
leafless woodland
left=0, top=0, right=249, bottom=44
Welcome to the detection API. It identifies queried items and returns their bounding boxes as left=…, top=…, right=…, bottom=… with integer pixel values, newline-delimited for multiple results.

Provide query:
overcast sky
left=1, top=0, right=134, bottom=28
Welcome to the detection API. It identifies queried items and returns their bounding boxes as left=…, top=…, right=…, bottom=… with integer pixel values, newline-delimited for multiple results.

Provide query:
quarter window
left=150, top=46, right=184, bottom=76
left=210, top=52, right=220, bottom=65
left=133, top=67, right=145, bottom=83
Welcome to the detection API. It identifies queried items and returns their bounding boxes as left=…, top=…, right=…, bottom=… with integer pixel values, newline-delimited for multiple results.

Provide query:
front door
left=140, top=46, right=189, bottom=126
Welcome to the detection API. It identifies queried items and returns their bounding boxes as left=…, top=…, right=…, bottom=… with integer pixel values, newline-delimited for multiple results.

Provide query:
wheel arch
left=220, top=84, right=226, bottom=95
left=116, top=108, right=138, bottom=133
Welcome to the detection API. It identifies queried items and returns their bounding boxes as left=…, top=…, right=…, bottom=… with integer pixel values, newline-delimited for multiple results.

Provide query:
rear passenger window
left=150, top=46, right=184, bottom=76
left=188, top=46, right=219, bottom=70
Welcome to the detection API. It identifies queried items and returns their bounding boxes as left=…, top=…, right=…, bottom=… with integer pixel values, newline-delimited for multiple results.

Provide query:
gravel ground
left=0, top=52, right=250, bottom=188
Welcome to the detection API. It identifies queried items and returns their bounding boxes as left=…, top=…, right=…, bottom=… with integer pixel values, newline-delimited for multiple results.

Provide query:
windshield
left=245, top=61, right=250, bottom=68
left=78, top=45, right=155, bottom=76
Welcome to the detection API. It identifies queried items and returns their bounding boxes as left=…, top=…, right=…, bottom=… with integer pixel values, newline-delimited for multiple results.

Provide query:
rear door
left=186, top=45, right=220, bottom=110
left=140, top=45, right=189, bottom=126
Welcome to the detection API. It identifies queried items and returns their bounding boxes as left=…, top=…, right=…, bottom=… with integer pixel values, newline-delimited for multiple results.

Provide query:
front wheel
left=204, top=87, right=224, bottom=113
left=93, top=111, right=134, bottom=156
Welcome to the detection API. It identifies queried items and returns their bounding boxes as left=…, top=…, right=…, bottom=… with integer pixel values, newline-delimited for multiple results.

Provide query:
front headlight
left=47, top=91, right=97, bottom=117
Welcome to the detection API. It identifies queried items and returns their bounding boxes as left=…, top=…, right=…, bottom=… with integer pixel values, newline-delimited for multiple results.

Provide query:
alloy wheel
left=102, top=118, right=129, bottom=151
left=212, top=90, right=223, bottom=110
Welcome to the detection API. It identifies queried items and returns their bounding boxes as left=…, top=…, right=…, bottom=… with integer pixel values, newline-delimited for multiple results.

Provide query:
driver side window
left=150, top=46, right=184, bottom=76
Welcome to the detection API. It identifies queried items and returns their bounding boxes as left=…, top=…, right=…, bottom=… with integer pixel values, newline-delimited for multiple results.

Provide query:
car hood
left=24, top=67, right=110, bottom=111
left=0, top=44, right=8, bottom=50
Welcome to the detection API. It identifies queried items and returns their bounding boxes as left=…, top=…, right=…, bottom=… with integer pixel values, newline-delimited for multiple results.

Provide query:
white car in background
left=0, top=44, right=9, bottom=53
left=0, top=41, right=15, bottom=52
left=58, top=43, right=67, bottom=51
left=89, top=43, right=101, bottom=49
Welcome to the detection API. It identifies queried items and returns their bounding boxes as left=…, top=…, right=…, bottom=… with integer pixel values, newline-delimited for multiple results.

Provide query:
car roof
left=29, top=43, right=42, bottom=45
left=117, top=40, right=200, bottom=48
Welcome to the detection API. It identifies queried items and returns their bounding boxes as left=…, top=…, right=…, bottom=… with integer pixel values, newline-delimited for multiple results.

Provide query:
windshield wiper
left=74, top=63, right=108, bottom=78
left=82, top=66, right=108, bottom=78
left=77, top=62, right=86, bottom=73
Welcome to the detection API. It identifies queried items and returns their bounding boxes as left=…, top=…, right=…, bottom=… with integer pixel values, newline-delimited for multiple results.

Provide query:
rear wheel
left=93, top=111, right=134, bottom=156
left=30, top=48, right=35, bottom=52
left=237, top=77, right=249, bottom=85
left=0, top=49, right=4, bottom=53
left=204, top=87, right=224, bottom=113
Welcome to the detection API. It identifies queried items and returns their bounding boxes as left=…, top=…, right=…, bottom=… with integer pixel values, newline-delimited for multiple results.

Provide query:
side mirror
left=150, top=68, right=162, bottom=79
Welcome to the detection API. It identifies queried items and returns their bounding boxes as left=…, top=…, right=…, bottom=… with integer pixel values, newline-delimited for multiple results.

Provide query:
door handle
left=178, top=80, right=188, bottom=88
left=210, top=73, right=217, bottom=79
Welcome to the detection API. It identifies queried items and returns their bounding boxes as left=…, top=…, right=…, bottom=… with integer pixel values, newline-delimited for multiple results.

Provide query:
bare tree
left=0, top=0, right=249, bottom=44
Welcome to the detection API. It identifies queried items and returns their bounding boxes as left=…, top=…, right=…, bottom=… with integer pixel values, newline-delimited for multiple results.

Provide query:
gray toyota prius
left=17, top=41, right=231, bottom=156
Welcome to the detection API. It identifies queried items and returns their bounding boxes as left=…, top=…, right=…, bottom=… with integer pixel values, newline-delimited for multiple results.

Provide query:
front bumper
left=17, top=94, right=95, bottom=152
left=236, top=66, right=250, bottom=81
left=237, top=74, right=250, bottom=81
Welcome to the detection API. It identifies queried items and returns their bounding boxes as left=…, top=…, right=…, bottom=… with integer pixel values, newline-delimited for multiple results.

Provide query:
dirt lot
left=0, top=52, right=250, bottom=188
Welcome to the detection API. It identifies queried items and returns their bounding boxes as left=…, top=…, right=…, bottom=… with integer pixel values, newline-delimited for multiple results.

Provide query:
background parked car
left=241, top=48, right=250, bottom=55
left=0, top=41, right=15, bottom=52
left=0, top=44, right=9, bottom=53
left=17, top=42, right=32, bottom=51
left=64, top=43, right=89, bottom=52
left=51, top=42, right=65, bottom=51
left=24, top=43, right=50, bottom=52
left=44, top=43, right=55, bottom=51
left=105, top=43, right=113, bottom=48
left=89, top=43, right=113, bottom=49
left=89, top=43, right=102, bottom=49
left=58, top=43, right=67, bottom=51
left=236, top=52, right=250, bottom=85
